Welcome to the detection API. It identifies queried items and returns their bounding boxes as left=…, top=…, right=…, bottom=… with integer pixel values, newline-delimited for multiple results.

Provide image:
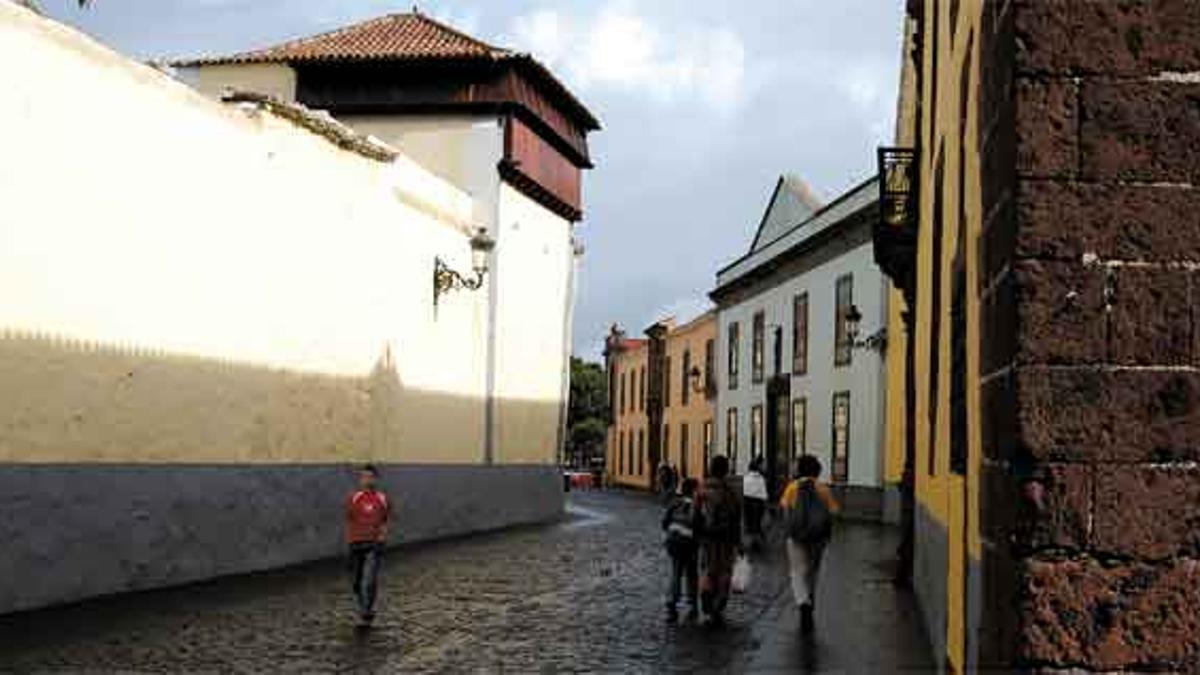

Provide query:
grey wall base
left=0, top=463, right=563, bottom=615
left=829, top=484, right=902, bottom=525
left=913, top=500, right=949, bottom=674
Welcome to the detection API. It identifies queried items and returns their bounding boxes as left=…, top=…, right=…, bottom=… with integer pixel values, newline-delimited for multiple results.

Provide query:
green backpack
left=787, top=481, right=833, bottom=544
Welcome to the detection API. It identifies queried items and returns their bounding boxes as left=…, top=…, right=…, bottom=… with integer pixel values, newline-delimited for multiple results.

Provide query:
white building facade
left=711, top=176, right=896, bottom=520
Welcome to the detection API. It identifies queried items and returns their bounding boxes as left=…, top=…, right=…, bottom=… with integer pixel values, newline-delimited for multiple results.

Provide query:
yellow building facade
left=604, top=312, right=717, bottom=490
left=659, top=312, right=717, bottom=483
left=605, top=335, right=651, bottom=489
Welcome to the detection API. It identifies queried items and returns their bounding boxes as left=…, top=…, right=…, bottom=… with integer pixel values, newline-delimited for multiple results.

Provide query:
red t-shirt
left=345, top=489, right=390, bottom=544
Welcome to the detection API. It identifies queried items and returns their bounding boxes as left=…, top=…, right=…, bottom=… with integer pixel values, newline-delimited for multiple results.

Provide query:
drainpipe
left=554, top=236, right=583, bottom=467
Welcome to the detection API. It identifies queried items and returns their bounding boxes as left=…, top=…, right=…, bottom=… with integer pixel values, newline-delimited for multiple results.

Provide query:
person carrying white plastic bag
left=730, top=553, right=752, bottom=593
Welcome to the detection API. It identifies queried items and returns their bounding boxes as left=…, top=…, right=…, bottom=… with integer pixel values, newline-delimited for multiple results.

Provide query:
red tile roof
left=172, top=11, right=599, bottom=130
left=177, top=12, right=509, bottom=66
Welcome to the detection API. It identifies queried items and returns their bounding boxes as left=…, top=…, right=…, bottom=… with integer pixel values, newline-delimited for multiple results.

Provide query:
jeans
left=349, top=542, right=384, bottom=616
left=786, top=538, right=826, bottom=607
left=666, top=541, right=698, bottom=610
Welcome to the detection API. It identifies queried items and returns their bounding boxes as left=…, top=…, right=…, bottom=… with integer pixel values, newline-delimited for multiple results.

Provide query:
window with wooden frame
left=618, top=431, right=625, bottom=474
left=703, top=420, right=713, bottom=474
left=752, top=311, right=765, bottom=383
left=792, top=293, right=809, bottom=374
left=832, top=391, right=851, bottom=483
left=728, top=323, right=740, bottom=390
left=750, top=405, right=764, bottom=460
left=681, top=349, right=691, bottom=406
left=639, top=429, right=646, bottom=476
left=726, top=407, right=738, bottom=465
left=664, top=356, right=672, bottom=408
left=663, top=424, right=670, bottom=475
left=792, top=397, right=807, bottom=458
left=620, top=372, right=627, bottom=414
left=704, top=339, right=715, bottom=395
left=639, top=365, right=646, bottom=411
left=834, top=275, right=854, bottom=367
left=680, top=423, right=690, bottom=479
left=929, top=151, right=946, bottom=476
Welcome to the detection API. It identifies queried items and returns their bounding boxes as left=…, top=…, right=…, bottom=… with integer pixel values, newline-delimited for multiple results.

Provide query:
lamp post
left=433, top=228, right=496, bottom=310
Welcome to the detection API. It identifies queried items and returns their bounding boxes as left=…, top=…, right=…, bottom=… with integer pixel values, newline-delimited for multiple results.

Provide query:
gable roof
left=176, top=12, right=507, bottom=66
left=748, top=175, right=823, bottom=253
left=172, top=12, right=599, bottom=130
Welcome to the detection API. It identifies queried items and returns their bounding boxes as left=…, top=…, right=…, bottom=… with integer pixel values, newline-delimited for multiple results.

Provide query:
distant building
left=604, top=328, right=651, bottom=489
left=603, top=311, right=717, bottom=489
left=710, top=175, right=900, bottom=519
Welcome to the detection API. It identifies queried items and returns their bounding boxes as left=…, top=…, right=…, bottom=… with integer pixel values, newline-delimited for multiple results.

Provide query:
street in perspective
left=1, top=0, right=1199, bottom=673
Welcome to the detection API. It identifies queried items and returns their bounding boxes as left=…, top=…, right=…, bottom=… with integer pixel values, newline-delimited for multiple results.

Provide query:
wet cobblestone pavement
left=0, top=490, right=934, bottom=673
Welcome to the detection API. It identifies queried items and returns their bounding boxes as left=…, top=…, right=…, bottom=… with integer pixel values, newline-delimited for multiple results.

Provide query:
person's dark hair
left=709, top=455, right=730, bottom=479
left=796, top=455, right=822, bottom=479
left=749, top=455, right=763, bottom=472
left=360, top=463, right=379, bottom=476
left=680, top=477, right=698, bottom=496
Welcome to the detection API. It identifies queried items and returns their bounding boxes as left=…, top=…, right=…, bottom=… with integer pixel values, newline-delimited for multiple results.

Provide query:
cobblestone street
left=0, top=491, right=933, bottom=673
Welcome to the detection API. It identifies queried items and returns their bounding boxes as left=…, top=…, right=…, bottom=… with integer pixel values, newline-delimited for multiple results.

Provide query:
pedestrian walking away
left=345, top=463, right=391, bottom=626
left=696, top=455, right=743, bottom=627
left=742, top=456, right=768, bottom=551
left=657, top=461, right=678, bottom=503
left=661, top=477, right=701, bottom=623
left=779, top=455, right=840, bottom=634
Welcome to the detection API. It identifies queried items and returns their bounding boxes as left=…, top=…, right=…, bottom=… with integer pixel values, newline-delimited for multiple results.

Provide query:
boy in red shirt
left=345, top=464, right=390, bottom=625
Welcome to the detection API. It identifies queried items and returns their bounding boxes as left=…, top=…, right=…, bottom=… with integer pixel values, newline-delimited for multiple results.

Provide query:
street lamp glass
left=845, top=304, right=863, bottom=342
left=469, top=229, right=495, bottom=275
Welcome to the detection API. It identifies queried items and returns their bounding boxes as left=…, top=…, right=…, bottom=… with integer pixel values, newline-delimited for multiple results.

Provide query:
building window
left=639, top=429, right=646, bottom=476
left=631, top=369, right=638, bottom=414
left=832, top=392, right=850, bottom=483
left=704, top=339, right=715, bottom=394
left=728, top=323, right=740, bottom=390
left=624, top=369, right=633, bottom=413
left=663, top=424, right=670, bottom=474
left=680, top=423, right=690, bottom=479
left=751, top=405, right=764, bottom=460
left=681, top=349, right=691, bottom=406
left=835, top=275, right=854, bottom=366
left=929, top=152, right=946, bottom=476
left=752, top=311, right=765, bottom=383
left=618, top=431, right=625, bottom=474
left=640, top=365, right=646, bottom=411
left=726, top=407, right=738, bottom=468
left=792, top=398, right=807, bottom=458
left=703, top=420, right=713, bottom=475
left=664, top=356, right=672, bottom=408
left=773, top=326, right=783, bottom=376
left=792, top=293, right=808, bottom=375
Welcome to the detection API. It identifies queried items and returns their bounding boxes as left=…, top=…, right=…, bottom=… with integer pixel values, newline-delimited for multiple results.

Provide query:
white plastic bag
left=731, top=554, right=752, bottom=593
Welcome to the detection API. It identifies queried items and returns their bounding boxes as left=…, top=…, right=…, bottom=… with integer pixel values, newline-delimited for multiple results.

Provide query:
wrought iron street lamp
left=433, top=228, right=495, bottom=309
left=688, top=365, right=704, bottom=393
left=844, top=303, right=887, bottom=351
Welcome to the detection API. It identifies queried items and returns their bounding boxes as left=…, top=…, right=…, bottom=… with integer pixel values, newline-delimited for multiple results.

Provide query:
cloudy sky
left=39, top=0, right=905, bottom=360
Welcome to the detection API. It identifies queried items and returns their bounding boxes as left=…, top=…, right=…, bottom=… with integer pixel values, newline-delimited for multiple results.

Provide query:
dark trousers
left=666, top=541, right=699, bottom=610
left=744, top=497, right=765, bottom=537
left=348, top=542, right=383, bottom=616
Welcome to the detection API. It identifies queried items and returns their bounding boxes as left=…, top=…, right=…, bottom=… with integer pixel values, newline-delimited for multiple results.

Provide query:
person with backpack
left=661, top=477, right=701, bottom=623
left=779, top=455, right=840, bottom=634
left=696, top=455, right=743, bottom=627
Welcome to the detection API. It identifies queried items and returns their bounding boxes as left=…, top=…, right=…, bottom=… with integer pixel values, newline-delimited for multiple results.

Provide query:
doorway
left=765, top=376, right=791, bottom=498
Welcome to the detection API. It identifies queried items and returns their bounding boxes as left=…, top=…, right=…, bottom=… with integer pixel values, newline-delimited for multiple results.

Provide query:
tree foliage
left=565, top=357, right=608, bottom=468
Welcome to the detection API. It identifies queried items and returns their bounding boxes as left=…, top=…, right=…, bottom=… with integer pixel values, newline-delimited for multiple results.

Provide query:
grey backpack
left=787, top=481, right=832, bottom=543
